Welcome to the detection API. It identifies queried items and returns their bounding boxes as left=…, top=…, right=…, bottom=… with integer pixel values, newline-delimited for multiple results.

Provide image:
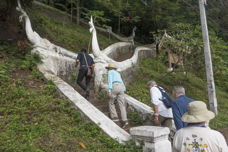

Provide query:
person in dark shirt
left=75, top=48, right=95, bottom=99
left=172, top=86, right=195, bottom=130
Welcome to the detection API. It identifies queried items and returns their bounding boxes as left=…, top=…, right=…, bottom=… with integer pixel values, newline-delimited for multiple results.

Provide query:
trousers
left=77, top=68, right=91, bottom=91
left=158, top=115, right=173, bottom=129
left=109, top=83, right=127, bottom=121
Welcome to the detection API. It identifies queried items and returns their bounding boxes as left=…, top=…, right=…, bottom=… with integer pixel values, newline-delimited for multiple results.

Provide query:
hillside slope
left=1, top=2, right=227, bottom=151
left=0, top=43, right=141, bottom=151
left=127, top=58, right=228, bottom=130
left=0, top=4, right=139, bottom=152
left=27, top=3, right=117, bottom=53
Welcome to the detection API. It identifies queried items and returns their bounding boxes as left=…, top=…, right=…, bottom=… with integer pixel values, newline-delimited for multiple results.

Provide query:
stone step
left=39, top=68, right=131, bottom=143
left=73, top=85, right=124, bottom=123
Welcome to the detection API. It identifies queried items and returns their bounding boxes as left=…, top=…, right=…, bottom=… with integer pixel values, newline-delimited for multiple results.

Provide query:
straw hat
left=182, top=101, right=215, bottom=123
left=105, top=63, right=117, bottom=69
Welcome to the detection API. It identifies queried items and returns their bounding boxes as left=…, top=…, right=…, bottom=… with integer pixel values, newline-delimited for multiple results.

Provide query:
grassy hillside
left=0, top=4, right=139, bottom=151
left=0, top=2, right=227, bottom=151
left=27, top=4, right=116, bottom=53
left=126, top=58, right=228, bottom=130
left=0, top=43, right=140, bottom=151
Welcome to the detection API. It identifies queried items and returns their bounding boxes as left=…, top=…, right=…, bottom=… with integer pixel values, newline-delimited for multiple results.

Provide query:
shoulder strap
left=155, top=86, right=163, bottom=93
left=83, top=53, right=89, bottom=67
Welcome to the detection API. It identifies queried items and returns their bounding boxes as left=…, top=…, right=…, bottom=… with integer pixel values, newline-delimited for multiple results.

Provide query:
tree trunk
left=70, top=0, right=73, bottom=22
left=76, top=0, right=80, bottom=25
left=0, top=0, right=25, bottom=41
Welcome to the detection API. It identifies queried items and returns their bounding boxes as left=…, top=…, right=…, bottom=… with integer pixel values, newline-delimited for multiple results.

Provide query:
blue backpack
left=156, top=86, right=173, bottom=108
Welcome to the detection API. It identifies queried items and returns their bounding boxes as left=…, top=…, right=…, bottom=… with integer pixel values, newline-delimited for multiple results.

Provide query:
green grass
left=27, top=5, right=116, bottom=53
left=1, top=2, right=226, bottom=150
left=126, top=58, right=228, bottom=130
left=0, top=43, right=141, bottom=152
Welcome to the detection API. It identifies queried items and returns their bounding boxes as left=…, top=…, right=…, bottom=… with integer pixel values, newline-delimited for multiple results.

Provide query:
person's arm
left=108, top=71, right=113, bottom=97
left=76, top=54, right=81, bottom=67
left=91, top=64, right=95, bottom=72
left=172, top=101, right=183, bottom=130
left=153, top=104, right=159, bottom=124
left=150, top=87, right=160, bottom=124
left=75, top=59, right=80, bottom=67
left=90, top=57, right=95, bottom=68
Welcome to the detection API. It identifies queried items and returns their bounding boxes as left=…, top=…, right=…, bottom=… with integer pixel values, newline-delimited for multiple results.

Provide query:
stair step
left=90, top=100, right=107, bottom=106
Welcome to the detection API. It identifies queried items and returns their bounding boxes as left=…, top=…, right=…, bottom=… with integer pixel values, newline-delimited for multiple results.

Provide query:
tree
left=0, top=0, right=33, bottom=41
left=76, top=0, right=79, bottom=25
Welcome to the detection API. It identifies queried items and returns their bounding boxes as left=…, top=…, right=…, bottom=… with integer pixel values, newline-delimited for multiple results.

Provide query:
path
left=73, top=50, right=137, bottom=129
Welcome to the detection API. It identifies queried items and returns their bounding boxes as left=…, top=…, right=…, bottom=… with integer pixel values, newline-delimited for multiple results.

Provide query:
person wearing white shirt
left=173, top=101, right=228, bottom=152
left=147, top=80, right=173, bottom=129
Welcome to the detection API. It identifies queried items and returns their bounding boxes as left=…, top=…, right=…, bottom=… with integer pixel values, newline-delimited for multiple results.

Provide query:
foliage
left=21, top=52, right=42, bottom=70
left=0, top=62, right=9, bottom=83
left=155, top=23, right=228, bottom=90
left=128, top=112, right=145, bottom=126
left=36, top=0, right=228, bottom=43
left=126, top=57, right=228, bottom=130
left=81, top=8, right=110, bottom=27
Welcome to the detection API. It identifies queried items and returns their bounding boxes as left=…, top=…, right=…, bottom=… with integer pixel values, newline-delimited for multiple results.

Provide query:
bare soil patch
left=12, top=69, right=43, bottom=89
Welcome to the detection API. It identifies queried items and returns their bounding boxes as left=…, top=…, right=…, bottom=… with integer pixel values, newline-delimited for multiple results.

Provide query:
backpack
left=156, top=86, right=173, bottom=108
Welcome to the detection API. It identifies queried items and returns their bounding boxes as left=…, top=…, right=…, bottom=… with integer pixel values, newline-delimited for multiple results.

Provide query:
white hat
left=182, top=101, right=215, bottom=123
left=105, top=63, right=117, bottom=69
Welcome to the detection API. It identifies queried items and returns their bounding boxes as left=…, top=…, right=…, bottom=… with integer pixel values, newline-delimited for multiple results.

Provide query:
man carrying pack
left=172, top=86, right=195, bottom=130
left=76, top=48, right=95, bottom=99
left=147, top=80, right=173, bottom=129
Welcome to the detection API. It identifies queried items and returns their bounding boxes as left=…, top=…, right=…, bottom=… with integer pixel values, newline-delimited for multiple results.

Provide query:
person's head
left=173, top=86, right=185, bottom=98
left=105, top=63, right=117, bottom=70
left=80, top=48, right=87, bottom=53
left=181, top=101, right=215, bottom=124
left=147, top=80, right=156, bottom=89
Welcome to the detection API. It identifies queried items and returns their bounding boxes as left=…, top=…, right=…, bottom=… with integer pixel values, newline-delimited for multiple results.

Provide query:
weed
left=128, top=112, right=145, bottom=126
left=31, top=68, right=45, bottom=81
left=0, top=62, right=9, bottom=82
left=97, top=92, right=108, bottom=100
left=21, top=53, right=42, bottom=70
left=43, top=80, right=57, bottom=95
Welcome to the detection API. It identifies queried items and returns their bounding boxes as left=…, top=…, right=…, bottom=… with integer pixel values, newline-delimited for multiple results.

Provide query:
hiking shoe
left=112, top=118, right=120, bottom=122
left=84, top=90, right=90, bottom=100
left=122, top=121, right=130, bottom=129
left=84, top=94, right=89, bottom=100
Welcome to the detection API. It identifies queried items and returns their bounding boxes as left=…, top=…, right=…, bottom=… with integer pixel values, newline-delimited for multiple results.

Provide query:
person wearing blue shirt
left=106, top=63, right=129, bottom=129
left=172, top=86, right=195, bottom=130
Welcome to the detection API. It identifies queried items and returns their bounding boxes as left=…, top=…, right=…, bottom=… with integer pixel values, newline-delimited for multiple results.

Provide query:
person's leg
left=162, top=118, right=173, bottom=129
left=117, top=93, right=129, bottom=129
left=116, top=92, right=127, bottom=122
left=115, top=83, right=128, bottom=129
left=109, top=94, right=118, bottom=120
left=158, top=115, right=167, bottom=126
left=85, top=74, right=91, bottom=98
left=162, top=118, right=175, bottom=142
left=85, top=75, right=91, bottom=90
left=77, top=69, right=87, bottom=91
